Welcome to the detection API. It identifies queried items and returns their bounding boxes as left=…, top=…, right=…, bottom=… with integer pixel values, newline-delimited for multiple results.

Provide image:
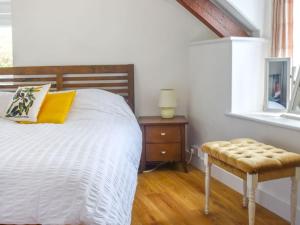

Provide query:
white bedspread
left=0, top=89, right=142, bottom=225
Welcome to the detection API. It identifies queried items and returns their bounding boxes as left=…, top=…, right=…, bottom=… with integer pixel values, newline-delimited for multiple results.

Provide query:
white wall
left=189, top=38, right=300, bottom=224
left=11, top=0, right=217, bottom=116
left=231, top=38, right=268, bottom=113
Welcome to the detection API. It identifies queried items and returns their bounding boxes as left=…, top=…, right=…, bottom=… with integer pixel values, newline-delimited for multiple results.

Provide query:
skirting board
left=191, top=155, right=300, bottom=224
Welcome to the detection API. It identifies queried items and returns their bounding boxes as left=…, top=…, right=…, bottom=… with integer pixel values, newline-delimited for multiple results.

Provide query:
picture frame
left=264, top=57, right=291, bottom=112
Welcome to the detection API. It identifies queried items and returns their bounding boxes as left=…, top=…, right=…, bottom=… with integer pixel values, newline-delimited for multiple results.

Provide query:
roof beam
left=177, top=0, right=250, bottom=37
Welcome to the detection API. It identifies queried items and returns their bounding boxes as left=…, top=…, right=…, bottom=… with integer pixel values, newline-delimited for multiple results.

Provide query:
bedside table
left=138, top=116, right=188, bottom=173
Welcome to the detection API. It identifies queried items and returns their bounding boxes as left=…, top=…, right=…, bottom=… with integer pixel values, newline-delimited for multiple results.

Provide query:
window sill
left=225, top=112, right=300, bottom=132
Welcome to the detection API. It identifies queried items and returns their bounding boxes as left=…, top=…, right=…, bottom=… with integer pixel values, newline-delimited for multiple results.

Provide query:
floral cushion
left=5, top=84, right=51, bottom=122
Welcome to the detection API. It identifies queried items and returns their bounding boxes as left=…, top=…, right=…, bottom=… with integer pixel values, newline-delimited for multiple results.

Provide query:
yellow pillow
left=21, top=91, right=76, bottom=124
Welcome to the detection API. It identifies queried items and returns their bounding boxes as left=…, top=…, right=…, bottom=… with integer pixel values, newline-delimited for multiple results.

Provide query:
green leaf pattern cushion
left=5, top=84, right=51, bottom=122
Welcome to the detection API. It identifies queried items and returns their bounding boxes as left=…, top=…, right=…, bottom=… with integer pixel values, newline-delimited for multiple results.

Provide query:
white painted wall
left=189, top=38, right=300, bottom=224
left=231, top=38, right=268, bottom=113
left=11, top=0, right=216, bottom=116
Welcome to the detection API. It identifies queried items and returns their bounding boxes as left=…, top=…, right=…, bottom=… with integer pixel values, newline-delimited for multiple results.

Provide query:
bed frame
left=0, top=64, right=135, bottom=111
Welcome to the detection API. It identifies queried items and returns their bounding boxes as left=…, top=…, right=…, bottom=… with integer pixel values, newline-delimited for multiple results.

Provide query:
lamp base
left=160, top=108, right=175, bottom=119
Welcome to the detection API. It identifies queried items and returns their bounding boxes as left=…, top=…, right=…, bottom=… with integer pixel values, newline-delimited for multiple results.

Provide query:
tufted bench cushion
left=202, top=138, right=300, bottom=174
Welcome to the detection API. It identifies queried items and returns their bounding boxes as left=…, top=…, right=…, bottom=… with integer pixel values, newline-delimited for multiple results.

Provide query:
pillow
left=0, top=92, right=14, bottom=118
left=35, top=90, right=76, bottom=124
left=67, top=89, right=135, bottom=122
left=71, top=89, right=130, bottom=113
left=5, top=84, right=51, bottom=122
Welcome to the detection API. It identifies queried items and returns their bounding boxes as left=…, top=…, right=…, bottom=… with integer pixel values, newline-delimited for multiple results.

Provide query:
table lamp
left=158, top=89, right=177, bottom=119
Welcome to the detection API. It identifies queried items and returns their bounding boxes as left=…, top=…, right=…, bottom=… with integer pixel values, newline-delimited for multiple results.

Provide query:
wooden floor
left=131, top=165, right=289, bottom=225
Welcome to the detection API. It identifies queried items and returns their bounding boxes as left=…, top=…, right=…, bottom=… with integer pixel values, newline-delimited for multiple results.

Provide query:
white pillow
left=5, top=84, right=51, bottom=122
left=72, top=89, right=124, bottom=110
left=0, top=92, right=14, bottom=118
left=67, top=89, right=134, bottom=121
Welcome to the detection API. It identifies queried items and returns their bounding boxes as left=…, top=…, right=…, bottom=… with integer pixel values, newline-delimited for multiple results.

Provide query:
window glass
left=294, top=0, right=300, bottom=66
left=0, top=0, right=12, bottom=67
left=0, top=26, right=12, bottom=67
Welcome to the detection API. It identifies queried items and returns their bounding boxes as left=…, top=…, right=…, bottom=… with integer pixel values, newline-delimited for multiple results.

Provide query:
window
left=0, top=0, right=12, bottom=67
left=294, top=0, right=300, bottom=67
left=288, top=1, right=300, bottom=115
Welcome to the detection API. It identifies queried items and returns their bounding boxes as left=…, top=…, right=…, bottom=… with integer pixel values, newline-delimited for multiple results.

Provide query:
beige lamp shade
left=159, top=89, right=177, bottom=107
left=159, top=89, right=177, bottom=118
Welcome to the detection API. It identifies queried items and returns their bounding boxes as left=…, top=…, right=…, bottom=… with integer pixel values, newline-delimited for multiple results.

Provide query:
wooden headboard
left=0, top=64, right=135, bottom=111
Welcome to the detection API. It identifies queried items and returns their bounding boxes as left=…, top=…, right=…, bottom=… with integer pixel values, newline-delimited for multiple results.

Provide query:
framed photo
left=264, top=58, right=291, bottom=112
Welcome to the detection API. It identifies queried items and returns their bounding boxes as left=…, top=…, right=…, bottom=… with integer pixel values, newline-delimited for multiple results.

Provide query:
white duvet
left=0, top=89, right=142, bottom=225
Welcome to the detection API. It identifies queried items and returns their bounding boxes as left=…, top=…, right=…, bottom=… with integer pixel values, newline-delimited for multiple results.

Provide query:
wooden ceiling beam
left=177, top=0, right=250, bottom=37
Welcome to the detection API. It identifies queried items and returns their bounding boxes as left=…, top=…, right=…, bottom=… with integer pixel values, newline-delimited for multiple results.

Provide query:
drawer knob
left=161, top=132, right=166, bottom=136
left=161, top=151, right=167, bottom=155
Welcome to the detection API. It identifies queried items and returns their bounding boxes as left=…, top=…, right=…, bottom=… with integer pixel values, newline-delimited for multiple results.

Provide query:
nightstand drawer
left=146, top=143, right=181, bottom=162
left=145, top=126, right=181, bottom=143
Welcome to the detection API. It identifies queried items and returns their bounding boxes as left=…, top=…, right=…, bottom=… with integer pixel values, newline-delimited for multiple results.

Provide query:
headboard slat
left=63, top=83, right=128, bottom=88
left=63, top=76, right=129, bottom=81
left=0, top=65, right=133, bottom=75
left=0, top=77, right=56, bottom=82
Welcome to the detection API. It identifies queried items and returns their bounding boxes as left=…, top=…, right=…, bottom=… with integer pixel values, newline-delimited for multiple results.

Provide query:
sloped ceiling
left=177, top=0, right=252, bottom=37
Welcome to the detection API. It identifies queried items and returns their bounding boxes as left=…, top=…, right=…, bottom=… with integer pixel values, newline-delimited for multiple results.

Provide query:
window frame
left=288, top=68, right=300, bottom=114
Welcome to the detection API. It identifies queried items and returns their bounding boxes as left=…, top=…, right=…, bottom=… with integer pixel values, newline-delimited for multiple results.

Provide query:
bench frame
left=204, top=153, right=300, bottom=225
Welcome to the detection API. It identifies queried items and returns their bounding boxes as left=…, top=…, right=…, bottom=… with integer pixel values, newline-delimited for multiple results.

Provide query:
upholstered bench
left=201, top=138, right=300, bottom=225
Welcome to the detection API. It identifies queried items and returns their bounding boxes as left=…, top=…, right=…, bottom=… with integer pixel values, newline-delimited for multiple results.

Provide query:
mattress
left=0, top=89, right=142, bottom=225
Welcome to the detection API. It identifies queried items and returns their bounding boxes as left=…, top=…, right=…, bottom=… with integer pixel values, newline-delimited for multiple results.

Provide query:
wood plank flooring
left=131, top=166, right=289, bottom=225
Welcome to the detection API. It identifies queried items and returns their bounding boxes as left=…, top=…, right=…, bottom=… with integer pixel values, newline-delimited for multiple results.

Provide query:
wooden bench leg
left=243, top=179, right=248, bottom=208
left=247, top=173, right=258, bottom=225
left=291, top=168, right=300, bottom=225
left=204, top=153, right=211, bottom=215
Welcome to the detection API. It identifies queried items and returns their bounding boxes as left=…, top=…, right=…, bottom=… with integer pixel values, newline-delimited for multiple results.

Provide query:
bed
left=0, top=65, right=142, bottom=225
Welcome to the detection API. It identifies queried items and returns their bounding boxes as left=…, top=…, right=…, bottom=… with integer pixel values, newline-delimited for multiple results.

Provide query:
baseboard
left=192, top=155, right=300, bottom=224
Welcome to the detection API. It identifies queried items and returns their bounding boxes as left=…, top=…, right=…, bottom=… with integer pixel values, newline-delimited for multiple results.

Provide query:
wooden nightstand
left=138, top=116, right=188, bottom=173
